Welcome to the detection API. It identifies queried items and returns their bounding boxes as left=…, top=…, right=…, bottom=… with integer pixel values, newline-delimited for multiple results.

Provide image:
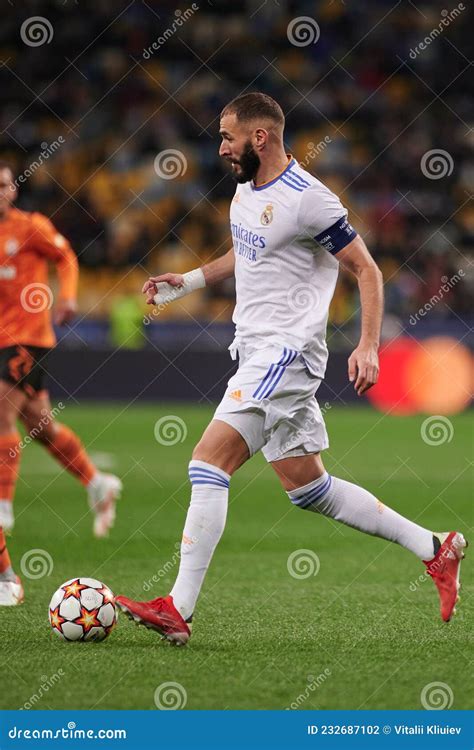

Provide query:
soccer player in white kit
left=116, top=93, right=466, bottom=643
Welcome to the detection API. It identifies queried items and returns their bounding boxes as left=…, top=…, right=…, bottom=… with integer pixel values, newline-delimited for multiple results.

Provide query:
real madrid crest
left=260, top=204, right=273, bottom=225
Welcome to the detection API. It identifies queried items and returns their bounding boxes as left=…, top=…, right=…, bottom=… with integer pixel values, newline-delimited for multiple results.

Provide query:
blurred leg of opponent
left=0, top=344, right=121, bottom=541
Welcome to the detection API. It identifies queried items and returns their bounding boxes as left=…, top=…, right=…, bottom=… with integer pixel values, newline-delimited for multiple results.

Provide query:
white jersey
left=229, top=157, right=357, bottom=378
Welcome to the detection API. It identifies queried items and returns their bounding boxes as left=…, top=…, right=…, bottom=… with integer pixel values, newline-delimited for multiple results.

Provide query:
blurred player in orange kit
left=0, top=161, right=122, bottom=606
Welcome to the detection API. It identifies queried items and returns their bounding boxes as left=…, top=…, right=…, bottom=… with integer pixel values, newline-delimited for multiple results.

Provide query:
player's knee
left=38, top=417, right=57, bottom=443
left=21, top=415, right=57, bottom=443
left=273, top=454, right=326, bottom=492
left=191, top=442, right=229, bottom=472
left=191, top=439, right=205, bottom=462
left=191, top=439, right=231, bottom=474
left=0, top=409, right=17, bottom=435
left=191, top=444, right=243, bottom=476
left=192, top=426, right=249, bottom=475
left=23, top=419, right=45, bottom=443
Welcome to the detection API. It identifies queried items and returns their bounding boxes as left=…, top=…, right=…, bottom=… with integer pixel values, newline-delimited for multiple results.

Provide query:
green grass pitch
left=1, top=404, right=472, bottom=710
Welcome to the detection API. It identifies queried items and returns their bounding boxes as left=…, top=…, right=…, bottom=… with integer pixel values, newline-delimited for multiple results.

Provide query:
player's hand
left=348, top=344, right=379, bottom=396
left=142, top=274, right=185, bottom=304
left=54, top=299, right=77, bottom=326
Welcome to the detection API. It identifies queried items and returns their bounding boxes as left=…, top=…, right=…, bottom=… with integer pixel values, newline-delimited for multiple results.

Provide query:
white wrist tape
left=153, top=268, right=206, bottom=306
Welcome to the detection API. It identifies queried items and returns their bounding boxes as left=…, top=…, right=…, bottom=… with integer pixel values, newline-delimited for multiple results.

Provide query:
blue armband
left=314, top=216, right=357, bottom=254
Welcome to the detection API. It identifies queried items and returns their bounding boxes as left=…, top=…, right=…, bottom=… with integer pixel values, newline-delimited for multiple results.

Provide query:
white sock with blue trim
left=170, top=460, right=230, bottom=620
left=288, top=472, right=434, bottom=559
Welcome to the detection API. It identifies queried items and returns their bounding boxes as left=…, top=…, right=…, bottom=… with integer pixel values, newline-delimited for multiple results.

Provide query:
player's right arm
left=143, top=248, right=235, bottom=305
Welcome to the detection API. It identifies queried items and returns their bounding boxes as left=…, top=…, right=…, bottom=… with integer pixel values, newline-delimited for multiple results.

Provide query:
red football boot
left=424, top=532, right=467, bottom=622
left=116, top=594, right=191, bottom=645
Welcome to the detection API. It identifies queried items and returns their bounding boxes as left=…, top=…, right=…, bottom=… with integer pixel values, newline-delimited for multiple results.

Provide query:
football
left=48, top=577, right=118, bottom=642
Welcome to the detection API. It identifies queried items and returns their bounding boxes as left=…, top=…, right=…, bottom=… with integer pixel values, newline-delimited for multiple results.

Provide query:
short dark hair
left=0, top=160, right=13, bottom=173
left=221, top=92, right=284, bottom=128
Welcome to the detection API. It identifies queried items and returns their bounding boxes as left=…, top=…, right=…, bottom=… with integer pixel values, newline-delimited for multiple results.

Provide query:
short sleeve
left=30, top=212, right=71, bottom=257
left=29, top=213, right=78, bottom=300
left=298, top=183, right=357, bottom=254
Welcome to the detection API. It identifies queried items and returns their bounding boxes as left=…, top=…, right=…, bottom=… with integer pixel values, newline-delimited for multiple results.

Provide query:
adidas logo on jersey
left=228, top=389, right=242, bottom=402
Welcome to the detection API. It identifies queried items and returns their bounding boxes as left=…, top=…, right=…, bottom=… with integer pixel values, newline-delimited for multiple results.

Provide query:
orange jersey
left=0, top=208, right=78, bottom=348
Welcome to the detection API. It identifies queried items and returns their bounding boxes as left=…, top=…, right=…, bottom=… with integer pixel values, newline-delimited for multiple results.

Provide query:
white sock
left=0, top=500, right=14, bottom=532
left=87, top=472, right=101, bottom=491
left=0, top=566, right=15, bottom=582
left=170, top=460, right=230, bottom=620
left=288, top=472, right=435, bottom=560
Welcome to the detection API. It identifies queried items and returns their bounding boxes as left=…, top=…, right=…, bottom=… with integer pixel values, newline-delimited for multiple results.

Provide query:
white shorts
left=213, top=343, right=329, bottom=463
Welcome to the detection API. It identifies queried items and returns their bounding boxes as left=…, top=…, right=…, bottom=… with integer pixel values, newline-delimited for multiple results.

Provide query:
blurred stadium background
left=1, top=0, right=472, bottom=409
left=1, top=0, right=472, bottom=713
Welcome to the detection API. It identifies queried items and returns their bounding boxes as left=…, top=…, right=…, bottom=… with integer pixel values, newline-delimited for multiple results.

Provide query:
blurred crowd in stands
left=1, top=0, right=471, bottom=337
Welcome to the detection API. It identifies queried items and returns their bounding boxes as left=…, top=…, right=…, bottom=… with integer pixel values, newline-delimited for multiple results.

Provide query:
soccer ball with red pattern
left=49, top=577, right=118, bottom=642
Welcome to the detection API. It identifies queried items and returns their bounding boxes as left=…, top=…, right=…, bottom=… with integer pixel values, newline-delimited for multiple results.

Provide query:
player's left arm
left=30, top=213, right=79, bottom=325
left=335, top=235, right=384, bottom=396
